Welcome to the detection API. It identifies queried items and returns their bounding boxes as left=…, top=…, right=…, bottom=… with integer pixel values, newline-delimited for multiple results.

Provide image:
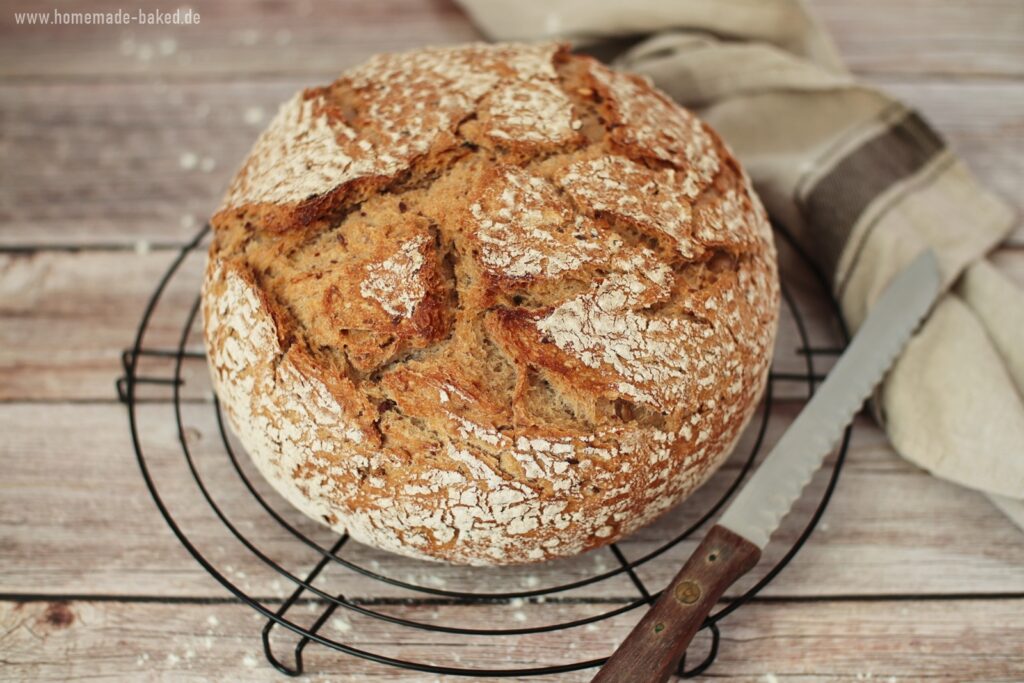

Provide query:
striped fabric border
left=797, top=110, right=946, bottom=281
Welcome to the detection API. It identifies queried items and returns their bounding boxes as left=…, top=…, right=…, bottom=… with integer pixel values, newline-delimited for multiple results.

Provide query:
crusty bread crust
left=202, top=43, right=779, bottom=565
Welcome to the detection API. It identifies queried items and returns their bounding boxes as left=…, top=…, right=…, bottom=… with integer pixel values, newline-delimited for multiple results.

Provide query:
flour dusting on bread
left=360, top=235, right=429, bottom=319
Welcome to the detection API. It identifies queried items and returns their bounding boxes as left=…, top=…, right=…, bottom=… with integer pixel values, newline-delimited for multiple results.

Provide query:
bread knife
left=594, top=249, right=942, bottom=682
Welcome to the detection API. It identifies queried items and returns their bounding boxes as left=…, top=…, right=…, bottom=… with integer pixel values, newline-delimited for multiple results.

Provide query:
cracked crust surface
left=202, top=43, right=779, bottom=565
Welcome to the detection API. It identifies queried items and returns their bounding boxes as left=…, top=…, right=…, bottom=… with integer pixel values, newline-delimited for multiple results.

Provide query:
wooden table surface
left=2, top=1, right=1023, bottom=681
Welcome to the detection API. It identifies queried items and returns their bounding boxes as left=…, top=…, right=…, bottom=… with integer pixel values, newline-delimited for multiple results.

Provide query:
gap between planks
left=3, top=592, right=1024, bottom=605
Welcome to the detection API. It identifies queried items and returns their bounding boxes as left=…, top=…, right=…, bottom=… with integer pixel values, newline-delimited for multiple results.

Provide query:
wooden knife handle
left=592, top=525, right=761, bottom=682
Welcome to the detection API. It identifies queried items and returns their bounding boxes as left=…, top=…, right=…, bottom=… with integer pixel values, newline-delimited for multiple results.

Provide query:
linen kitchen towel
left=456, top=0, right=1024, bottom=502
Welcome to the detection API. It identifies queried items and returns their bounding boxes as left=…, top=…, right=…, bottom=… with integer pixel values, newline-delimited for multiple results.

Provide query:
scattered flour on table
left=179, top=152, right=198, bottom=170
left=244, top=107, right=266, bottom=127
left=234, top=29, right=260, bottom=46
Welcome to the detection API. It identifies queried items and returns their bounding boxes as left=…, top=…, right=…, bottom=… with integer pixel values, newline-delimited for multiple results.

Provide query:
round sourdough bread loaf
left=202, top=42, right=779, bottom=566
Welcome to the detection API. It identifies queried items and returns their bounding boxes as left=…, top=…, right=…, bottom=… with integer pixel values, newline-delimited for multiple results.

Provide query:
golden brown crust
left=202, top=42, right=779, bottom=565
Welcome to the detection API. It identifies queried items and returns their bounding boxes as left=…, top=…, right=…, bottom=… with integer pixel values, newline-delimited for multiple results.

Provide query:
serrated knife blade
left=594, top=249, right=942, bottom=683
left=717, top=248, right=941, bottom=548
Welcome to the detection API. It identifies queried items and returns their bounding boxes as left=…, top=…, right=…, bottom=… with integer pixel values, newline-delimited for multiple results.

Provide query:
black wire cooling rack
left=117, top=223, right=852, bottom=679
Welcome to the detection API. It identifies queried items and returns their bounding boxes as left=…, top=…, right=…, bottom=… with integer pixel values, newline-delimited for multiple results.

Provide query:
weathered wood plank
left=0, top=249, right=197, bottom=402
left=1, top=78, right=1020, bottom=248
left=810, top=0, right=1024, bottom=77
left=1, top=0, right=1020, bottom=79
left=0, top=238, right=853, bottom=401
left=0, top=80, right=300, bottom=248
left=1, top=598, right=1022, bottom=681
left=4, top=246, right=1024, bottom=403
left=2, top=400, right=1023, bottom=600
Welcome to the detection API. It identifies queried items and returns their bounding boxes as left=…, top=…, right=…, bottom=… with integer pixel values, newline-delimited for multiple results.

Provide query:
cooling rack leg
left=261, top=535, right=349, bottom=676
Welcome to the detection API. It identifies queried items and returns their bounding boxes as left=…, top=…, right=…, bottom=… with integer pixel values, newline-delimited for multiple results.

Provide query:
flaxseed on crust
left=202, top=42, right=779, bottom=565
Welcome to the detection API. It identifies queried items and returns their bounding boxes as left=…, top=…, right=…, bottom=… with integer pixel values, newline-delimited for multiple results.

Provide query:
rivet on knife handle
left=592, top=525, right=760, bottom=683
